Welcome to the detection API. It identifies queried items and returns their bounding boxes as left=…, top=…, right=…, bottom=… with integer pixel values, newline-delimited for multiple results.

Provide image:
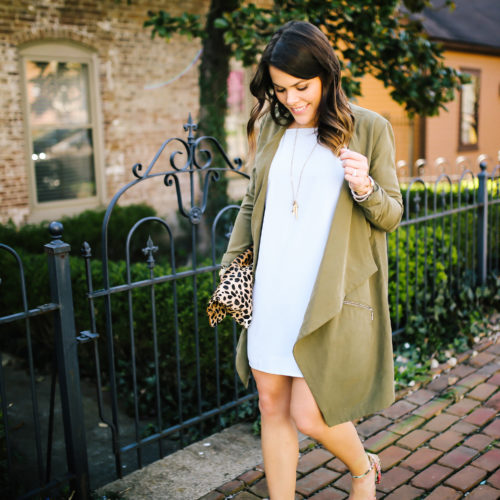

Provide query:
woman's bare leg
left=290, top=378, right=376, bottom=499
left=252, top=369, right=298, bottom=500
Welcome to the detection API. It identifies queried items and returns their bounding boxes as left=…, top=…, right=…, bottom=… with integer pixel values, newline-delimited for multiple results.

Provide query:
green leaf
left=214, top=17, right=229, bottom=29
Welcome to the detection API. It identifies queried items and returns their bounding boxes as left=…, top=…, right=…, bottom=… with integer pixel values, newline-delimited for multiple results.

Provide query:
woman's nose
left=286, top=90, right=299, bottom=106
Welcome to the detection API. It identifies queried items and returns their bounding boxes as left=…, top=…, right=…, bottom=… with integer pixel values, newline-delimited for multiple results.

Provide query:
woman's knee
left=291, top=408, right=325, bottom=438
left=289, top=378, right=327, bottom=438
left=253, top=371, right=291, bottom=418
left=258, top=393, right=287, bottom=418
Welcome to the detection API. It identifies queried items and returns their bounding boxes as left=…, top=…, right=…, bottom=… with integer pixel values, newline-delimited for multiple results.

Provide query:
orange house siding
left=426, top=51, right=500, bottom=178
left=354, top=50, right=500, bottom=180
left=353, top=75, right=414, bottom=175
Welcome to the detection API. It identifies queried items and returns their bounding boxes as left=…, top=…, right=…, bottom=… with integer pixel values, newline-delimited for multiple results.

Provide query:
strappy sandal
left=351, top=452, right=382, bottom=485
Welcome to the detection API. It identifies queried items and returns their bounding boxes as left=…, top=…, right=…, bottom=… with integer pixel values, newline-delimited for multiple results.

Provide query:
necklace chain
left=290, top=128, right=318, bottom=219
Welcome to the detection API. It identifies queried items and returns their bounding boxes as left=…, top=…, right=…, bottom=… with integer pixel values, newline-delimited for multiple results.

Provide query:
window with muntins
left=20, top=42, right=104, bottom=211
left=459, top=68, right=480, bottom=150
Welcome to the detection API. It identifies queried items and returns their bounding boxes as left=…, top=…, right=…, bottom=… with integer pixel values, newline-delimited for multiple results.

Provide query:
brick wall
left=0, top=0, right=210, bottom=226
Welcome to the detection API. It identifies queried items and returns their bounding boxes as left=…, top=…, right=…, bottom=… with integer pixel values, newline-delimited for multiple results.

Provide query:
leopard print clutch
left=207, top=246, right=253, bottom=328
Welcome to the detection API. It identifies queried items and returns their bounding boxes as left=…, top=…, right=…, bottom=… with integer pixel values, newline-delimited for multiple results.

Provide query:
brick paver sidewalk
left=200, top=334, right=499, bottom=500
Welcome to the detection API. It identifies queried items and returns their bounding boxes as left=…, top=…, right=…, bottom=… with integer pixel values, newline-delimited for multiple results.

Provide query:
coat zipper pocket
left=343, top=299, right=374, bottom=320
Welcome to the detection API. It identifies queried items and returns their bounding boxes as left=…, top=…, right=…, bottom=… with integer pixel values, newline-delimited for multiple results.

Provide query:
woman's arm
left=220, top=113, right=277, bottom=266
left=220, top=166, right=256, bottom=266
left=356, top=119, right=403, bottom=233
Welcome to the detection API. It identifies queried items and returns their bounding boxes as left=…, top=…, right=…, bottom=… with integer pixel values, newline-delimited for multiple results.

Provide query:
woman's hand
left=340, top=148, right=372, bottom=196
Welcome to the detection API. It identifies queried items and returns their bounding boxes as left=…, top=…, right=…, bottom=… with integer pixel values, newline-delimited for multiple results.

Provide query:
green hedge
left=0, top=203, right=249, bottom=443
left=387, top=210, right=476, bottom=325
left=1, top=250, right=250, bottom=439
left=0, top=204, right=164, bottom=262
left=399, top=178, right=498, bottom=218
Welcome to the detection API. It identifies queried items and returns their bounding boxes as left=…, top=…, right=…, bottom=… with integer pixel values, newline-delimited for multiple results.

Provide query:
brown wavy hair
left=248, top=21, right=354, bottom=156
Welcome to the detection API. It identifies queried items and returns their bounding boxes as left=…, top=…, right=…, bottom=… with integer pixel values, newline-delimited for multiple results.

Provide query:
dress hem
left=249, top=361, right=304, bottom=378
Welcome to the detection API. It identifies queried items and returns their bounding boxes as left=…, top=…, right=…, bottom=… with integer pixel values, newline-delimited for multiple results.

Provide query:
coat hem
left=322, top=392, right=396, bottom=427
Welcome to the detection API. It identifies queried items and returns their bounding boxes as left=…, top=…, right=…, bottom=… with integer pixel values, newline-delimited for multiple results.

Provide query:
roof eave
left=431, top=38, right=500, bottom=56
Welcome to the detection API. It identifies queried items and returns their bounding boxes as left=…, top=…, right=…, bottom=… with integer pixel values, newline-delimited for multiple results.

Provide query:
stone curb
left=96, top=423, right=264, bottom=500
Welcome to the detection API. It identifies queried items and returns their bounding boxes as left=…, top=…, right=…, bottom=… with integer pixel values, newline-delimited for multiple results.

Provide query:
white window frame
left=19, top=40, right=106, bottom=221
left=458, top=67, right=480, bottom=151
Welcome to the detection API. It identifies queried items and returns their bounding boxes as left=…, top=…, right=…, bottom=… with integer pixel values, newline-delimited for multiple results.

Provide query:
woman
left=220, top=21, right=403, bottom=500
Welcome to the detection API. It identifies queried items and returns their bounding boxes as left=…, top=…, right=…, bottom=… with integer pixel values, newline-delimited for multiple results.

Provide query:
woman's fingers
left=340, top=148, right=369, bottom=190
left=340, top=147, right=366, bottom=162
left=340, top=148, right=368, bottom=171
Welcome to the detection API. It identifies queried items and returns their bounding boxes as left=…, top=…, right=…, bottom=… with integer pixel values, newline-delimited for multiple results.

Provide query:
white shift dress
left=247, top=127, right=345, bottom=377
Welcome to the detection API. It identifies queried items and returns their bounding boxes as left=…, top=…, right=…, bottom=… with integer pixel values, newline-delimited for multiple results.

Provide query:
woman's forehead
left=269, top=65, right=311, bottom=87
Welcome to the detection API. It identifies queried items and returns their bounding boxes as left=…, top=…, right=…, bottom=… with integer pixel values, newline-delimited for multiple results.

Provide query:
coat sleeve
left=357, top=119, right=403, bottom=233
left=220, top=113, right=276, bottom=266
left=220, top=166, right=256, bottom=266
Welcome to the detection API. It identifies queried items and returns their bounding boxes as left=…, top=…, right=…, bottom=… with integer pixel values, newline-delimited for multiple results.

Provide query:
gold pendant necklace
left=290, top=128, right=318, bottom=219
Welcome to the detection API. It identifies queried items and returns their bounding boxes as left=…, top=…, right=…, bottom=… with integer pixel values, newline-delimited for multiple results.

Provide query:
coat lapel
left=251, top=126, right=286, bottom=268
left=296, top=186, right=378, bottom=341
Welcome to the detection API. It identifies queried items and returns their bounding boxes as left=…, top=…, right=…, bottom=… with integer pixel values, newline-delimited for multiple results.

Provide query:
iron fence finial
left=81, top=241, right=92, bottom=258
left=184, top=113, right=198, bottom=145
left=48, top=221, right=63, bottom=240
left=478, top=155, right=488, bottom=171
left=142, top=235, right=159, bottom=268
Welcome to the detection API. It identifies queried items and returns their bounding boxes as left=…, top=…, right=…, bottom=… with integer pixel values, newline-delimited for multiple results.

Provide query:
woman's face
left=269, top=65, right=322, bottom=128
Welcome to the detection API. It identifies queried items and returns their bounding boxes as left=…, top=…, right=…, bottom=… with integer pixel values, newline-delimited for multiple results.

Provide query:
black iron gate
left=78, top=114, right=256, bottom=481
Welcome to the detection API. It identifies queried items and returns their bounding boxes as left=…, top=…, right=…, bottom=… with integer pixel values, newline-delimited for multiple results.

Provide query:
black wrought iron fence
left=0, top=116, right=498, bottom=499
left=389, top=162, right=500, bottom=336
left=0, top=232, right=89, bottom=499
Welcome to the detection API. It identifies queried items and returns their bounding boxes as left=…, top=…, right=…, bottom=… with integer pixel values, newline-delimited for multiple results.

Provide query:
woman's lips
left=290, top=104, right=309, bottom=114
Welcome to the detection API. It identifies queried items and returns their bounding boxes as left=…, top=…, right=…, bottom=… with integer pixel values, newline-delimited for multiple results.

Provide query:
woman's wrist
left=351, top=176, right=375, bottom=201
left=355, top=175, right=374, bottom=196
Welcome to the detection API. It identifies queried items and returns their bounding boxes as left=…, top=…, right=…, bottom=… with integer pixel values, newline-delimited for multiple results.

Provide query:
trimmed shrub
left=0, top=204, right=162, bottom=262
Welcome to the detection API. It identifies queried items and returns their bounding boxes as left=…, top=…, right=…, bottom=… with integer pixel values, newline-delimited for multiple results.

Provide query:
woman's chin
left=293, top=118, right=315, bottom=128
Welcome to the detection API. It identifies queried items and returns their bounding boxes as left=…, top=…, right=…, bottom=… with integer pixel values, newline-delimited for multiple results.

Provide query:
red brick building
left=0, top=0, right=209, bottom=225
left=2, top=1, right=499, bottom=225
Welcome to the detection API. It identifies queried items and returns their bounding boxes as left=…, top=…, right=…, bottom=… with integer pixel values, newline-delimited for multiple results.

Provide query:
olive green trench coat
left=221, top=104, right=404, bottom=427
